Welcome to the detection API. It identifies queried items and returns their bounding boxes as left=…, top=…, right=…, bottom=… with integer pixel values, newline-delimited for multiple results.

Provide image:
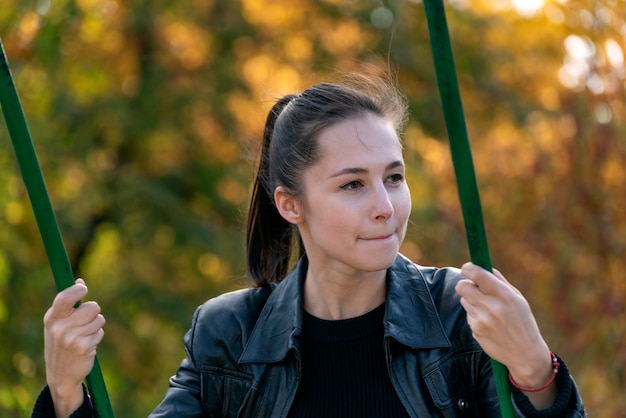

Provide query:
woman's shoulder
left=183, top=285, right=277, bottom=358
left=393, top=253, right=464, bottom=286
left=391, top=254, right=466, bottom=313
left=193, top=284, right=275, bottom=325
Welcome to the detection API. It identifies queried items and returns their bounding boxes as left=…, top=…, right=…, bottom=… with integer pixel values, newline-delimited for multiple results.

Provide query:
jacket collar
left=239, top=254, right=451, bottom=364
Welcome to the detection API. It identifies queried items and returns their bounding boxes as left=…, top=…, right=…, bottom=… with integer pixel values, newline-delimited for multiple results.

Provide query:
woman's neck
left=303, top=264, right=386, bottom=320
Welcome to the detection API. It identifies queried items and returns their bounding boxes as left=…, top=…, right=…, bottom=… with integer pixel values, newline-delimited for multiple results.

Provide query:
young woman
left=33, top=76, right=586, bottom=417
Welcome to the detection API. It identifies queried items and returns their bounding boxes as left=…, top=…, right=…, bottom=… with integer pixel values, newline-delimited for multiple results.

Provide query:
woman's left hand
left=456, top=263, right=557, bottom=407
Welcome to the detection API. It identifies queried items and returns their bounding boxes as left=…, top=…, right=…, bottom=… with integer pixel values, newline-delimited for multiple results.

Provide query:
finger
left=79, top=308, right=105, bottom=334
left=491, top=268, right=509, bottom=284
left=71, top=302, right=104, bottom=327
left=458, top=291, right=474, bottom=312
left=457, top=295, right=492, bottom=338
left=460, top=263, right=503, bottom=296
left=68, top=320, right=106, bottom=354
left=44, top=300, right=103, bottom=342
left=50, top=332, right=103, bottom=368
left=50, top=312, right=105, bottom=353
left=455, top=279, right=482, bottom=303
left=492, top=268, right=522, bottom=296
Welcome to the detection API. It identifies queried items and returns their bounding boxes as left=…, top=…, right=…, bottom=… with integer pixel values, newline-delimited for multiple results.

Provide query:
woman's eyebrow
left=329, top=160, right=404, bottom=178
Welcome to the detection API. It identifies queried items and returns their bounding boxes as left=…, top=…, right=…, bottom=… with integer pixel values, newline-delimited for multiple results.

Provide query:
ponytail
left=246, top=95, right=301, bottom=285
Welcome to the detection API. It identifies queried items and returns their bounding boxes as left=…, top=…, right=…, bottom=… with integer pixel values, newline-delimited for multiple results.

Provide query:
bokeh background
left=1, top=0, right=625, bottom=416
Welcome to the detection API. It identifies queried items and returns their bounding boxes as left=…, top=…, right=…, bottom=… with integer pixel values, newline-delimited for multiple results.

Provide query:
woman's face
left=293, top=113, right=411, bottom=276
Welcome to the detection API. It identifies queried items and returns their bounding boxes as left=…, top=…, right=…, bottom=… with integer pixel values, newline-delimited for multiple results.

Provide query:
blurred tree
left=0, top=0, right=624, bottom=416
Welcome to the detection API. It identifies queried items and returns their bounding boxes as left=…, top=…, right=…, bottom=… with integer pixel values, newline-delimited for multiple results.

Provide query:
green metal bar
left=422, top=1, right=514, bottom=416
left=0, top=37, right=115, bottom=418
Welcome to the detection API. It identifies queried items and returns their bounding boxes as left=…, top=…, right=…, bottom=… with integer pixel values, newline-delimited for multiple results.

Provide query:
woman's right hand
left=43, top=278, right=105, bottom=417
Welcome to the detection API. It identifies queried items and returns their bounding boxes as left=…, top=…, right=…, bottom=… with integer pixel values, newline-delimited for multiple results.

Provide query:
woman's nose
left=372, top=185, right=394, bottom=220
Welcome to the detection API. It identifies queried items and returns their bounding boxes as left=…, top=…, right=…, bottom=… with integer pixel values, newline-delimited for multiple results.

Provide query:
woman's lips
left=362, top=233, right=393, bottom=241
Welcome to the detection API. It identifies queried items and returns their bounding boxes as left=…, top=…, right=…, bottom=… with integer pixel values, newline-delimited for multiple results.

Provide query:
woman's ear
left=274, top=186, right=303, bottom=224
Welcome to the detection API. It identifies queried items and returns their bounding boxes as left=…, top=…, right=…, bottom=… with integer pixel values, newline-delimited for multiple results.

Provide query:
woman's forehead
left=315, top=114, right=402, bottom=160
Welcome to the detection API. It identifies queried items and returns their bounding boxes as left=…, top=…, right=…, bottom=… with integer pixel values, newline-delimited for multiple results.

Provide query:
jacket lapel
left=384, top=254, right=452, bottom=349
left=239, top=257, right=307, bottom=364
left=239, top=254, right=452, bottom=365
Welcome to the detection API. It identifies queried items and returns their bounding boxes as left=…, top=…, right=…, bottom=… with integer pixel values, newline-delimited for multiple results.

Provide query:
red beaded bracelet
left=508, top=352, right=559, bottom=393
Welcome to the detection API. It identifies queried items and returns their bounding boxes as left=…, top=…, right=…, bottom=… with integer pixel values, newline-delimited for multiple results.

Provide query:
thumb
left=48, top=279, right=89, bottom=319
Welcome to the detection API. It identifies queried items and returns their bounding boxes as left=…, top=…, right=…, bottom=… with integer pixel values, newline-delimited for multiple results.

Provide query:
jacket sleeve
left=149, top=306, right=209, bottom=418
left=31, top=385, right=93, bottom=418
left=511, top=353, right=586, bottom=418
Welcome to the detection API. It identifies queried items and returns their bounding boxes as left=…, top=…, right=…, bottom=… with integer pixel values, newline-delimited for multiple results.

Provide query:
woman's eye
left=388, top=173, right=404, bottom=183
left=341, top=180, right=363, bottom=190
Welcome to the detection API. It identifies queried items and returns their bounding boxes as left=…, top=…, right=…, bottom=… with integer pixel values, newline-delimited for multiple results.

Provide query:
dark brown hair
left=246, top=74, right=407, bottom=285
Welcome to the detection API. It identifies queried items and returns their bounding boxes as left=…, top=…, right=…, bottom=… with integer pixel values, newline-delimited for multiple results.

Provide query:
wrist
left=508, top=351, right=559, bottom=392
left=48, top=382, right=84, bottom=417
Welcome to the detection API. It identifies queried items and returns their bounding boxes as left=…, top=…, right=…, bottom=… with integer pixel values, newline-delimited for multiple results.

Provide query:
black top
left=288, top=303, right=410, bottom=417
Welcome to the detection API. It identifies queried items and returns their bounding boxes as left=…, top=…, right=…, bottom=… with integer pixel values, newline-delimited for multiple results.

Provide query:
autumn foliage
left=0, top=0, right=624, bottom=416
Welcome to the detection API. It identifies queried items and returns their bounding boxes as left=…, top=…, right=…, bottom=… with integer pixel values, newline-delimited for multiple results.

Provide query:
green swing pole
left=422, top=1, right=514, bottom=416
left=0, top=38, right=115, bottom=418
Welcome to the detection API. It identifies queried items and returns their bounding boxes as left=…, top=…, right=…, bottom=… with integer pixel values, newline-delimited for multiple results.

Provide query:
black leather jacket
left=148, top=254, right=585, bottom=418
